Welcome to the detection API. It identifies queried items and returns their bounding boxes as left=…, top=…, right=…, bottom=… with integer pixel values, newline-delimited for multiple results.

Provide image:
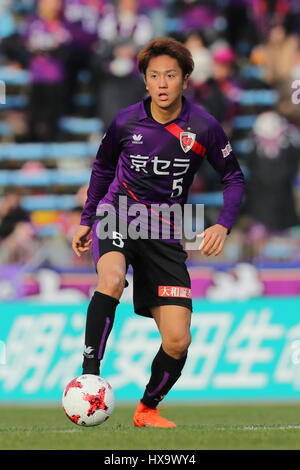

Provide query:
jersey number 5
left=112, top=231, right=124, bottom=248
left=171, top=178, right=183, bottom=198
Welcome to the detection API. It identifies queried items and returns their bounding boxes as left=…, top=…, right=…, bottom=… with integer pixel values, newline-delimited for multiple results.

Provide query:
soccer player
left=72, top=38, right=245, bottom=427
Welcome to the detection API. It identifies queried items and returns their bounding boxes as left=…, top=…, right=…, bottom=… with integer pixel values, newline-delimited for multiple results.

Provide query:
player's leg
left=151, top=304, right=191, bottom=359
left=132, top=240, right=192, bottom=427
left=143, top=305, right=191, bottom=407
left=133, top=305, right=191, bottom=427
left=143, top=304, right=191, bottom=405
left=82, top=251, right=127, bottom=375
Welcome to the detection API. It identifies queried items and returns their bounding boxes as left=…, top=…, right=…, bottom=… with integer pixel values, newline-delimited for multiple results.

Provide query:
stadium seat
left=233, top=115, right=257, bottom=130
left=0, top=93, right=95, bottom=111
left=22, top=194, right=77, bottom=211
left=58, top=117, right=103, bottom=135
left=0, top=122, right=13, bottom=137
left=188, top=192, right=223, bottom=206
left=7, top=169, right=53, bottom=186
left=239, top=90, right=278, bottom=106
left=0, top=169, right=90, bottom=186
left=241, top=65, right=264, bottom=80
left=52, top=169, right=91, bottom=186
left=0, top=94, right=28, bottom=109
left=0, top=143, right=45, bottom=160
left=0, top=170, right=9, bottom=185
left=0, top=142, right=99, bottom=161
left=0, top=66, right=30, bottom=86
left=47, top=141, right=99, bottom=158
left=232, top=139, right=254, bottom=154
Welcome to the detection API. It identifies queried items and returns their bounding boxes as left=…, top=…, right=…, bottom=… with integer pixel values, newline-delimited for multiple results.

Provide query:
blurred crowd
left=0, top=0, right=300, bottom=268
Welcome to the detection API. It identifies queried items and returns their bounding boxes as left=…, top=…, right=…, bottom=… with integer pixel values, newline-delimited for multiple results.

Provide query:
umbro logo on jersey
left=132, top=133, right=143, bottom=144
left=83, top=345, right=94, bottom=358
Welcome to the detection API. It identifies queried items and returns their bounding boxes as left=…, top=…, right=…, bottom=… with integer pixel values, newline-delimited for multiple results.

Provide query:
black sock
left=141, top=345, right=188, bottom=408
left=82, top=291, right=119, bottom=375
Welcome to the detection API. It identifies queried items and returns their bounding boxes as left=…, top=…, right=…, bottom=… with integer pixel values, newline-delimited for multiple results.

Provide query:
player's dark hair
left=137, top=37, right=194, bottom=77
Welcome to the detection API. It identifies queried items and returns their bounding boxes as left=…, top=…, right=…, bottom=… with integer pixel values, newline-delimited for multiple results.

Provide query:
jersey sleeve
left=205, top=119, right=245, bottom=231
left=80, top=119, right=121, bottom=226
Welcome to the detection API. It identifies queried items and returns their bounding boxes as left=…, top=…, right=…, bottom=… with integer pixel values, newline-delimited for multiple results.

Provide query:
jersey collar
left=138, top=95, right=191, bottom=124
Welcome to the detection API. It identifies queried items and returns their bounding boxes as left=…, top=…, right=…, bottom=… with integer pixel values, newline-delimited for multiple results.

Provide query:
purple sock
left=82, top=291, right=119, bottom=375
left=141, top=345, right=187, bottom=408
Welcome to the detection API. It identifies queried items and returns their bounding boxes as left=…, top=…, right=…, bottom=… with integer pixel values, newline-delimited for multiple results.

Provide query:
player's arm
left=199, top=119, right=245, bottom=257
left=72, top=120, right=121, bottom=257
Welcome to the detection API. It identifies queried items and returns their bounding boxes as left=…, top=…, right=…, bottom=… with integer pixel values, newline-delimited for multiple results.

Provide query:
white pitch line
left=2, top=425, right=300, bottom=433
left=0, top=429, right=82, bottom=434
left=45, top=429, right=83, bottom=433
left=216, top=425, right=300, bottom=431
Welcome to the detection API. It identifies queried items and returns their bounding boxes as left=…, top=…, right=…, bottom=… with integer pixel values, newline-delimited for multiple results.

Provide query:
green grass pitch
left=1, top=403, right=300, bottom=450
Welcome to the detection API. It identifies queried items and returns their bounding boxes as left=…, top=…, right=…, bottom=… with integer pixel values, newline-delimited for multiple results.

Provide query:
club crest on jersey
left=180, top=132, right=196, bottom=153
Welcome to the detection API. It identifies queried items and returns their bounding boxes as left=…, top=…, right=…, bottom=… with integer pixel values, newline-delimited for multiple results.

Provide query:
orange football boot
left=133, top=401, right=176, bottom=428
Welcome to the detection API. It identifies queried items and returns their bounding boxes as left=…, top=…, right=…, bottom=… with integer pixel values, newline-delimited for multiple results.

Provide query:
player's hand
left=72, top=225, right=92, bottom=257
left=197, top=224, right=228, bottom=257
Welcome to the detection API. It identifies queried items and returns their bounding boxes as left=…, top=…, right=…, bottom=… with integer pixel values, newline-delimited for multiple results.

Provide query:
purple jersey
left=63, top=0, right=103, bottom=49
left=23, top=17, right=71, bottom=83
left=98, top=3, right=153, bottom=48
left=81, top=97, right=244, bottom=240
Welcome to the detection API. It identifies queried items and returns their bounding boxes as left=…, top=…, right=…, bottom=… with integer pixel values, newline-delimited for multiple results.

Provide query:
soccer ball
left=62, top=374, right=114, bottom=426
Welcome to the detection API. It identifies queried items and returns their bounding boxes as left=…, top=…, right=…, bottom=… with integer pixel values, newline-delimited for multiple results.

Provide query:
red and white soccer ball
left=62, top=374, right=115, bottom=426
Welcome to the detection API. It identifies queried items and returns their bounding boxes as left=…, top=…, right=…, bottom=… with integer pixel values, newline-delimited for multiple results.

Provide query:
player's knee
left=96, top=272, right=125, bottom=298
left=163, top=333, right=191, bottom=358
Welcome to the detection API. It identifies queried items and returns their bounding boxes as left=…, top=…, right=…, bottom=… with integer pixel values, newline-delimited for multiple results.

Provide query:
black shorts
left=91, top=219, right=192, bottom=318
